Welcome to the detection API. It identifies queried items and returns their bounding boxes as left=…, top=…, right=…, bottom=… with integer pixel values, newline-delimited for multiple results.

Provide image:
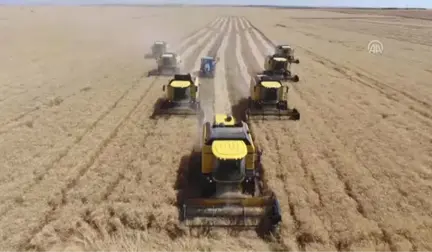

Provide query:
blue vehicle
left=199, top=56, right=218, bottom=78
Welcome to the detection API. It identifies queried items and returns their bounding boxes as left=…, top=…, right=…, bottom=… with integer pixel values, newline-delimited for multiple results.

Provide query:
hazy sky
left=1, top=0, right=431, bottom=8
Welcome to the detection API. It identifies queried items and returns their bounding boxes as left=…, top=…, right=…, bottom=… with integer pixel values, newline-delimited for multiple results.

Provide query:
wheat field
left=0, top=5, right=431, bottom=251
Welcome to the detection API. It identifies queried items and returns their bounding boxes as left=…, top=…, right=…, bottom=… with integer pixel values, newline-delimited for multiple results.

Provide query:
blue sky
left=0, top=0, right=431, bottom=8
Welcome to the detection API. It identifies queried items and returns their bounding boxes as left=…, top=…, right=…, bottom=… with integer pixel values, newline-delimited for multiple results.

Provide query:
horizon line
left=0, top=3, right=430, bottom=9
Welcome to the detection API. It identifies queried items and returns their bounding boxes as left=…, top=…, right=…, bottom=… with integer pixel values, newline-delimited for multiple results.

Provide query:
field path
left=245, top=10, right=432, bottom=251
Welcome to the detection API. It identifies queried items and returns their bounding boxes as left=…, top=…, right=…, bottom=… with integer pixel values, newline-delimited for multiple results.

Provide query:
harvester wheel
left=242, top=176, right=259, bottom=196
left=247, top=97, right=253, bottom=108
left=160, top=100, right=171, bottom=110
left=277, top=101, right=288, bottom=110
left=291, top=108, right=300, bottom=120
left=269, top=221, right=282, bottom=238
left=190, top=101, right=199, bottom=111
left=269, top=198, right=282, bottom=232
left=200, top=177, right=216, bottom=197
left=244, top=109, right=250, bottom=122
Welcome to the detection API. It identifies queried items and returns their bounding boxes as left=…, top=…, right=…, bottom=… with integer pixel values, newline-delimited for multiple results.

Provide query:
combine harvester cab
left=156, top=73, right=200, bottom=116
left=264, top=54, right=299, bottom=82
left=182, top=114, right=282, bottom=234
left=274, top=44, right=300, bottom=64
left=246, top=74, right=300, bottom=121
left=199, top=56, right=219, bottom=78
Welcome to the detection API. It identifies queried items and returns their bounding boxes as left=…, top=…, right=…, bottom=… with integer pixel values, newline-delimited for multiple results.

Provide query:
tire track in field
left=0, top=18, right=220, bottom=135
left=44, top=17, right=235, bottom=249
left=0, top=25, right=218, bottom=199
left=0, top=19, right=217, bottom=217
left=211, top=16, right=226, bottom=31
left=182, top=28, right=218, bottom=72
left=92, top=18, right=228, bottom=206
left=12, top=76, right=160, bottom=251
left=212, top=17, right=232, bottom=114
left=243, top=17, right=388, bottom=250
left=238, top=16, right=391, bottom=251
left=8, top=18, right=222, bottom=251
left=0, top=65, right=127, bottom=135
left=244, top=17, right=430, bottom=250
left=178, top=18, right=223, bottom=72
left=20, top=17, right=231, bottom=251
left=176, top=17, right=222, bottom=53
left=250, top=20, right=432, bottom=127
left=248, top=18, right=432, bottom=150
left=0, top=73, right=151, bottom=212
left=126, top=16, right=231, bottom=191
left=192, top=16, right=229, bottom=121
left=225, top=17, right=253, bottom=123
left=0, top=92, right=73, bottom=134
left=247, top=17, right=432, bottom=197
left=221, top=18, right=277, bottom=250
left=231, top=17, right=300, bottom=251
left=103, top=14, right=231, bottom=237
left=304, top=50, right=432, bottom=126
left=241, top=14, right=297, bottom=216
left=241, top=21, right=330, bottom=251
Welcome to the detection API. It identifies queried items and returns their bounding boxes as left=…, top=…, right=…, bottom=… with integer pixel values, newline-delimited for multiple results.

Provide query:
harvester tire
left=244, top=109, right=250, bottom=122
left=243, top=176, right=260, bottom=196
left=200, top=177, right=216, bottom=198
left=291, top=108, right=300, bottom=120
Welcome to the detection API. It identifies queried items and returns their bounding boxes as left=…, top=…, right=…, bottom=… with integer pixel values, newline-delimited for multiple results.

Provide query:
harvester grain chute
left=148, top=52, right=181, bottom=76
left=274, top=44, right=300, bottom=64
left=153, top=73, right=200, bottom=116
left=181, top=114, right=282, bottom=234
left=264, top=54, right=299, bottom=82
left=246, top=74, right=300, bottom=121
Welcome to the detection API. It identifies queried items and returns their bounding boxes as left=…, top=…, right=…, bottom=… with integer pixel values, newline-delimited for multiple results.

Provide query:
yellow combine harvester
left=264, top=54, right=299, bottom=82
left=151, top=41, right=167, bottom=59
left=148, top=52, right=181, bottom=76
left=145, top=41, right=168, bottom=59
left=182, top=114, right=282, bottom=234
left=246, top=74, right=300, bottom=120
left=274, top=44, right=300, bottom=64
left=154, top=74, right=200, bottom=116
